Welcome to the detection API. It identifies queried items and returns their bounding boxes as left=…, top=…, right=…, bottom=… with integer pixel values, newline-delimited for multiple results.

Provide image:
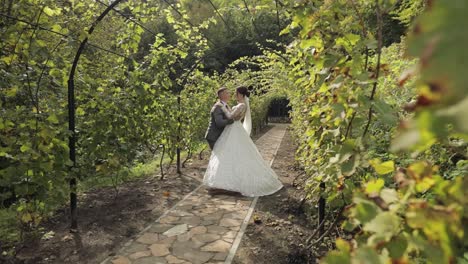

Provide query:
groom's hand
left=214, top=105, right=232, bottom=128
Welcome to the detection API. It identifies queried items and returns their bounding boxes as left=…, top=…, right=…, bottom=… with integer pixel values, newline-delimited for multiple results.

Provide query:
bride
left=203, top=86, right=283, bottom=197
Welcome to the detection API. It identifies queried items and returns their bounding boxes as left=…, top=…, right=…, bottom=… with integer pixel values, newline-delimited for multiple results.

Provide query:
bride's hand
left=220, top=104, right=232, bottom=117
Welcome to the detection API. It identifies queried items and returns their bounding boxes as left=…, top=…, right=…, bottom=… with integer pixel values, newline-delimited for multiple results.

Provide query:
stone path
left=102, top=124, right=287, bottom=264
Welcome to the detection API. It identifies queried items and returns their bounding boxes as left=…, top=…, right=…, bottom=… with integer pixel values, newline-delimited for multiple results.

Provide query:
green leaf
left=369, top=159, right=394, bottom=175
left=43, top=7, right=55, bottom=16
left=352, top=198, right=380, bottom=224
left=365, top=179, right=385, bottom=196
left=363, top=212, right=400, bottom=237
left=341, top=155, right=359, bottom=176
left=391, top=129, right=420, bottom=152
left=5, top=87, right=17, bottom=97
left=365, top=38, right=377, bottom=49
left=323, top=240, right=352, bottom=264
left=344, top=33, right=360, bottom=45
left=52, top=24, right=62, bottom=32
left=322, top=251, right=351, bottom=264
left=380, top=188, right=399, bottom=205
left=76, top=107, right=85, bottom=116
left=339, top=140, right=355, bottom=162
left=367, top=234, right=388, bottom=248
left=386, top=236, right=408, bottom=259
left=1, top=54, right=17, bottom=64
left=279, top=26, right=291, bottom=36
left=41, top=231, right=55, bottom=240
left=300, top=36, right=323, bottom=50
left=415, top=177, right=435, bottom=193
left=406, top=206, right=427, bottom=229
left=167, top=15, right=175, bottom=24
left=20, top=145, right=30, bottom=152
left=352, top=247, right=386, bottom=264
left=47, top=114, right=59, bottom=124
left=21, top=213, right=32, bottom=223
left=342, top=220, right=357, bottom=232
left=336, top=238, right=351, bottom=252
left=374, top=99, right=397, bottom=126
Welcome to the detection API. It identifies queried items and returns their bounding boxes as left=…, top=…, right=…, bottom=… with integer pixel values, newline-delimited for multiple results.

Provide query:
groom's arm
left=213, top=106, right=233, bottom=129
left=226, top=104, right=246, bottom=121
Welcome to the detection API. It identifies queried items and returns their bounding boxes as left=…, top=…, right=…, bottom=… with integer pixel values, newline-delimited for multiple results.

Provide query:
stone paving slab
left=102, top=124, right=288, bottom=264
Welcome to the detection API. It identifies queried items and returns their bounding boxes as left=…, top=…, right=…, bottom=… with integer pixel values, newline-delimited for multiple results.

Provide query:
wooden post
left=176, top=93, right=181, bottom=174
left=318, top=181, right=326, bottom=235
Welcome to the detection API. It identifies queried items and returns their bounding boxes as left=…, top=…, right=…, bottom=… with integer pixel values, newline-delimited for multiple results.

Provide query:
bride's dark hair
left=236, top=86, right=250, bottom=97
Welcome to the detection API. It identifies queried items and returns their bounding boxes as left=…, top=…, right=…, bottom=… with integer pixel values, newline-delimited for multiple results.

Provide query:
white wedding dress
left=203, top=98, right=283, bottom=197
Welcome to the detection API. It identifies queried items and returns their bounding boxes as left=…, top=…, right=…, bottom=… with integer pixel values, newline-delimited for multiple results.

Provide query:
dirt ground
left=6, top=162, right=204, bottom=264
left=232, top=128, right=336, bottom=264
left=1, top=125, right=338, bottom=264
left=0, top=126, right=275, bottom=264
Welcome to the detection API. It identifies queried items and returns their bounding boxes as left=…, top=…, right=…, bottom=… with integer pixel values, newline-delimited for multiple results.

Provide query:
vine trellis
left=67, top=0, right=121, bottom=231
left=64, top=0, right=270, bottom=230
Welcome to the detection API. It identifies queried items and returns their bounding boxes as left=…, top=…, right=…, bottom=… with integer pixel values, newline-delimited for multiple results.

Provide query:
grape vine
left=1, top=1, right=466, bottom=263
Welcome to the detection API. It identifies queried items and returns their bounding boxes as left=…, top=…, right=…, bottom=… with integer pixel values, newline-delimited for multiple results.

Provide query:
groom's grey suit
left=205, top=102, right=233, bottom=149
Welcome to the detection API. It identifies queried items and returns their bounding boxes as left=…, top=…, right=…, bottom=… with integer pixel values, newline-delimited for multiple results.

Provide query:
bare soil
left=232, top=128, right=336, bottom=264
left=0, top=126, right=275, bottom=264
left=7, top=164, right=203, bottom=264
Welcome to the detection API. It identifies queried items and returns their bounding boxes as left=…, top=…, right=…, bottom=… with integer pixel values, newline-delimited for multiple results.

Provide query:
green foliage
left=0, top=208, right=20, bottom=248
left=1, top=1, right=466, bottom=263
left=219, top=52, right=290, bottom=133
left=0, top=1, right=278, bottom=249
left=274, top=0, right=467, bottom=263
left=0, top=0, right=204, bottom=244
left=1, top=0, right=75, bottom=221
left=179, top=0, right=294, bottom=72
left=391, top=0, right=426, bottom=26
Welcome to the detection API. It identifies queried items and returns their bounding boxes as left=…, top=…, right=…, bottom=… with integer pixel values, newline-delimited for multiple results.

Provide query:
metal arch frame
left=66, top=0, right=285, bottom=230
left=67, top=0, right=126, bottom=230
left=66, top=0, right=229, bottom=230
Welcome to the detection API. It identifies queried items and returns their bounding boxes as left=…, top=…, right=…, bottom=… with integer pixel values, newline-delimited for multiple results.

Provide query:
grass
left=0, top=142, right=208, bottom=254
left=79, top=143, right=207, bottom=192
left=0, top=207, right=20, bottom=251
left=0, top=125, right=275, bottom=256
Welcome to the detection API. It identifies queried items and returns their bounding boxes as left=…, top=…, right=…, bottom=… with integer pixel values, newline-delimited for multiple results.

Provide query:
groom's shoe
left=207, top=188, right=226, bottom=195
left=208, top=188, right=242, bottom=197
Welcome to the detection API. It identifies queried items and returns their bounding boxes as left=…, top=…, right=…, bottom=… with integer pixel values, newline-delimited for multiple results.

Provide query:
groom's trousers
left=207, top=140, right=216, bottom=150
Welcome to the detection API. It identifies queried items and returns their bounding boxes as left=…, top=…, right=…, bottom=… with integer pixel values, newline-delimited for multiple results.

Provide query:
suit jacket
left=205, top=102, right=233, bottom=143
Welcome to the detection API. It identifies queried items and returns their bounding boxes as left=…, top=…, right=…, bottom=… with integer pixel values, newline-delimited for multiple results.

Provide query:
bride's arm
left=226, top=104, right=246, bottom=121
left=220, top=105, right=233, bottom=119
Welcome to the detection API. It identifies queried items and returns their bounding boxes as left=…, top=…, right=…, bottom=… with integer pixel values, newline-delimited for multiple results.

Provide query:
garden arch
left=66, top=0, right=283, bottom=229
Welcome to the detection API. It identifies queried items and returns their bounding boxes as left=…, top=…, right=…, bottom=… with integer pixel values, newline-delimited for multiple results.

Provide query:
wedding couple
left=203, top=86, right=283, bottom=197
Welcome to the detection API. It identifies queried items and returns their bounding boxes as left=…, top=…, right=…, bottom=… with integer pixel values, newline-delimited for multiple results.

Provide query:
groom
left=205, top=87, right=234, bottom=150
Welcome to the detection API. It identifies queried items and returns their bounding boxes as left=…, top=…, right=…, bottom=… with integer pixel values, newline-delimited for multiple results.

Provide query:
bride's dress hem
left=203, top=120, right=284, bottom=197
left=204, top=183, right=283, bottom=197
